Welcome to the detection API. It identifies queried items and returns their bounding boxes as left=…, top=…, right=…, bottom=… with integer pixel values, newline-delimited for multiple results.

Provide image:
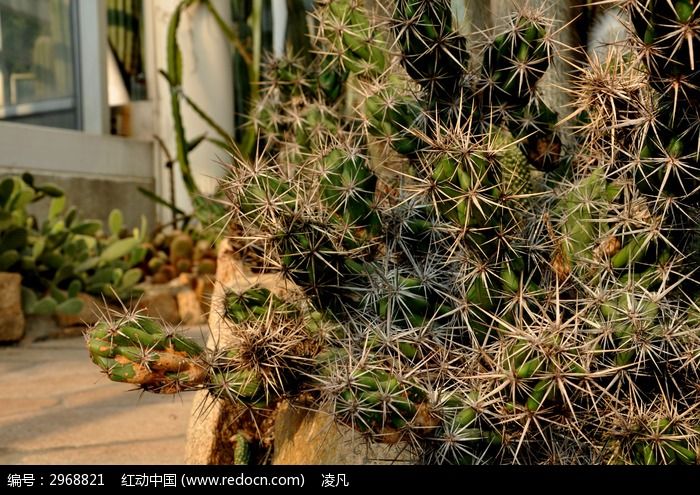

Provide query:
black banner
left=0, top=465, right=697, bottom=490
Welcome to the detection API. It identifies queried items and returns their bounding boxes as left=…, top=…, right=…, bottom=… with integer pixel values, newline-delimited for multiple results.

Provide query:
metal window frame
left=0, top=0, right=150, bottom=181
left=0, top=0, right=107, bottom=132
left=71, top=0, right=82, bottom=129
left=76, top=0, right=108, bottom=134
left=0, top=96, right=75, bottom=119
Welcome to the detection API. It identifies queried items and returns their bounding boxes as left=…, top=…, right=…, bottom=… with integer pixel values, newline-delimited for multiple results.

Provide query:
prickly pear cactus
left=87, top=0, right=700, bottom=465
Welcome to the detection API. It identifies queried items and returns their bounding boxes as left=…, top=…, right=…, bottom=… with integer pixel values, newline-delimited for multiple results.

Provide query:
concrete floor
left=0, top=333, right=203, bottom=465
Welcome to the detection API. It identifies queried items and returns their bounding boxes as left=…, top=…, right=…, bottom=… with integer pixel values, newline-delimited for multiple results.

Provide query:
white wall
left=0, top=121, right=152, bottom=179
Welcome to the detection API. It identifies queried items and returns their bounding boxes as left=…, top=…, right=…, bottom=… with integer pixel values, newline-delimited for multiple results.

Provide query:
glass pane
left=0, top=0, right=78, bottom=129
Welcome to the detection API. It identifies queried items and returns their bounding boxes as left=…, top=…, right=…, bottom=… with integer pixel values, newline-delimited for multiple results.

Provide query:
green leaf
left=20, top=255, right=35, bottom=271
left=183, top=93, right=231, bottom=144
left=129, top=245, right=148, bottom=266
left=87, top=268, right=115, bottom=286
left=86, top=283, right=109, bottom=295
left=99, top=237, right=140, bottom=263
left=49, top=219, right=66, bottom=236
left=2, top=227, right=28, bottom=250
left=11, top=189, right=36, bottom=211
left=72, top=236, right=92, bottom=253
left=49, top=285, right=66, bottom=303
left=20, top=172, right=34, bottom=187
left=0, top=249, right=19, bottom=270
left=71, top=220, right=102, bottom=236
left=120, top=268, right=143, bottom=289
left=187, top=133, right=207, bottom=152
left=63, top=241, right=79, bottom=258
left=53, top=264, right=75, bottom=285
left=41, top=250, right=65, bottom=270
left=0, top=211, right=12, bottom=230
left=206, top=137, right=235, bottom=153
left=108, top=209, right=123, bottom=237
left=0, top=178, right=16, bottom=207
left=56, top=298, right=84, bottom=315
left=137, top=187, right=186, bottom=215
left=139, top=215, right=148, bottom=242
left=48, top=196, right=66, bottom=222
left=64, top=207, right=78, bottom=227
left=31, top=236, right=46, bottom=260
left=37, top=184, right=64, bottom=198
left=21, top=286, right=38, bottom=314
left=75, top=257, right=100, bottom=273
left=32, top=297, right=57, bottom=316
left=67, top=279, right=82, bottom=298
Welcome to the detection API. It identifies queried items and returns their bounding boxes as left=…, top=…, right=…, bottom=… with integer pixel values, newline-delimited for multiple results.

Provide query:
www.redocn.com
left=180, top=473, right=304, bottom=487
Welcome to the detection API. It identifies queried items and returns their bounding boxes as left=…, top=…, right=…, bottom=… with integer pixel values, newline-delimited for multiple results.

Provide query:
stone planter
left=0, top=273, right=25, bottom=343
left=185, top=240, right=414, bottom=464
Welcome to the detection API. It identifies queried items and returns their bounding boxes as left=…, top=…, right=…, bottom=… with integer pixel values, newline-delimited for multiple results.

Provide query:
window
left=0, top=0, right=79, bottom=129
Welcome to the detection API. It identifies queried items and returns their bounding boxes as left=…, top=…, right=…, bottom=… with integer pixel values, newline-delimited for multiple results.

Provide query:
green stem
left=201, top=0, right=253, bottom=66
left=166, top=1, right=201, bottom=199
left=183, top=93, right=232, bottom=144
left=250, top=0, right=262, bottom=107
left=237, top=0, right=263, bottom=159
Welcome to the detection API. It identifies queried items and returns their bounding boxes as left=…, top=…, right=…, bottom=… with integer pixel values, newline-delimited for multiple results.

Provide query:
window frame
left=0, top=0, right=151, bottom=182
left=0, top=0, right=108, bottom=133
left=76, top=0, right=108, bottom=134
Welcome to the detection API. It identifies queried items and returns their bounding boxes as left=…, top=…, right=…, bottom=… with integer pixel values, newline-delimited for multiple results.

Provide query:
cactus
left=87, top=287, right=320, bottom=402
left=143, top=230, right=216, bottom=282
left=87, top=1, right=700, bottom=465
left=87, top=312, right=207, bottom=393
left=232, top=433, right=251, bottom=465
left=620, top=0, right=700, bottom=202
left=0, top=172, right=149, bottom=315
left=21, top=279, right=84, bottom=316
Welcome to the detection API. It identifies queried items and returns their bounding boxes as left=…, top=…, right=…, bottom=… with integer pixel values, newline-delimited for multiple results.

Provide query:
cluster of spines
left=86, top=310, right=207, bottom=394
left=86, top=288, right=318, bottom=408
left=216, top=285, right=321, bottom=403
left=623, top=0, right=700, bottom=202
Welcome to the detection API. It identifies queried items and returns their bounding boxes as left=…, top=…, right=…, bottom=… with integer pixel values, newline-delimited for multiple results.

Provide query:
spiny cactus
left=88, top=312, right=206, bottom=393
left=87, top=0, right=700, bottom=465
left=619, top=0, right=699, bottom=201
left=144, top=230, right=217, bottom=283
left=87, top=288, right=321, bottom=402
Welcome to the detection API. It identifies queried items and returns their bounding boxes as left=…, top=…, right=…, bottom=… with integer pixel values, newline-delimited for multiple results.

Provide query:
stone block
left=177, top=288, right=204, bottom=325
left=272, top=402, right=413, bottom=464
left=0, top=273, right=24, bottom=343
